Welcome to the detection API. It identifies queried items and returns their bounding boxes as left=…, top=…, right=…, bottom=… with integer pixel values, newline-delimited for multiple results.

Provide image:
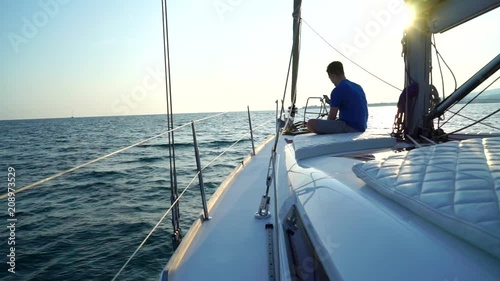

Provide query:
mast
left=290, top=0, right=302, bottom=116
left=402, top=14, right=432, bottom=137
left=402, top=0, right=500, bottom=138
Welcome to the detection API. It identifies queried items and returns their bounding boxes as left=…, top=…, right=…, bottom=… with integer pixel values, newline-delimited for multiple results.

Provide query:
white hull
left=159, top=131, right=500, bottom=280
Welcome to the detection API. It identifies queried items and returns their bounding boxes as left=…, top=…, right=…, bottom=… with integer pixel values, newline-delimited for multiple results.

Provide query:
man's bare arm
left=328, top=107, right=339, bottom=120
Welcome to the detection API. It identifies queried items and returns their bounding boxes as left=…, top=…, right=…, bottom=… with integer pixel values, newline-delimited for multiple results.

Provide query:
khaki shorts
left=315, top=119, right=358, bottom=134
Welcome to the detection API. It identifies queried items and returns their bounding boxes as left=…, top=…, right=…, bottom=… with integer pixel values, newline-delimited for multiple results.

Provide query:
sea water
left=0, top=103, right=498, bottom=280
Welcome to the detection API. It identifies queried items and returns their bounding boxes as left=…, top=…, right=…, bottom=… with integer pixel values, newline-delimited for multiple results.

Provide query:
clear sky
left=1, top=0, right=499, bottom=120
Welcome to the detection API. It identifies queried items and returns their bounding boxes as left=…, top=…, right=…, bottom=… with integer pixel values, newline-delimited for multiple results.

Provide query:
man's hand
left=323, top=94, right=331, bottom=104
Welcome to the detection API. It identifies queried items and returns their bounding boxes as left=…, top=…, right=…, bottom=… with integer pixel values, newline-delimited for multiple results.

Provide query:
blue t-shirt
left=330, top=79, right=368, bottom=132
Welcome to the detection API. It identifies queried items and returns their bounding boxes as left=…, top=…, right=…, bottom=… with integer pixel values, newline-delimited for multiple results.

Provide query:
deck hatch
left=282, top=206, right=331, bottom=281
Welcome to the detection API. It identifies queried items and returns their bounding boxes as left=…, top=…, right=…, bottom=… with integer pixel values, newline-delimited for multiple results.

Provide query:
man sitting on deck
left=307, top=61, right=368, bottom=134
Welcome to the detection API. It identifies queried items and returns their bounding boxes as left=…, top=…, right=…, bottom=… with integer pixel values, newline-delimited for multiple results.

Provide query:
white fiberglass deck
left=285, top=134, right=500, bottom=280
left=160, top=132, right=500, bottom=281
left=160, top=136, right=290, bottom=281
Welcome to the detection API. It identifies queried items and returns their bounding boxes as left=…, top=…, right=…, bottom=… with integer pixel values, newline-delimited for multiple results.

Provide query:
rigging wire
left=432, top=34, right=445, bottom=125
left=0, top=112, right=227, bottom=200
left=439, top=76, right=500, bottom=128
left=432, top=34, right=445, bottom=101
left=445, top=109, right=500, bottom=131
left=439, top=107, right=500, bottom=137
left=4, top=110, right=267, bottom=280
left=432, top=34, right=459, bottom=126
left=161, top=0, right=181, bottom=240
left=111, top=119, right=274, bottom=281
left=301, top=18, right=402, bottom=92
left=431, top=35, right=458, bottom=93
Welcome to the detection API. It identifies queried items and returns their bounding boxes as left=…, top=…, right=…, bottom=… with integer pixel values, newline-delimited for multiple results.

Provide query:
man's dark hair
left=326, top=61, right=344, bottom=76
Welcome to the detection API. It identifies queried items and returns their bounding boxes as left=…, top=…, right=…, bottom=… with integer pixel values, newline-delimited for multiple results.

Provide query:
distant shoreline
left=3, top=100, right=500, bottom=121
left=304, top=99, right=500, bottom=109
left=367, top=99, right=500, bottom=107
left=368, top=102, right=397, bottom=107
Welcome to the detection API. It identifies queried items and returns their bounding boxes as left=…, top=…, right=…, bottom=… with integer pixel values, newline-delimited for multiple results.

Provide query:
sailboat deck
left=161, top=136, right=289, bottom=281
left=287, top=135, right=500, bottom=280
left=162, top=132, right=500, bottom=281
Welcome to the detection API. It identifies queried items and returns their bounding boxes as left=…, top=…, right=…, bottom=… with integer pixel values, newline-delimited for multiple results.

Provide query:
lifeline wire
left=111, top=175, right=192, bottom=281
left=200, top=119, right=275, bottom=171
left=112, top=118, right=274, bottom=280
left=0, top=112, right=228, bottom=200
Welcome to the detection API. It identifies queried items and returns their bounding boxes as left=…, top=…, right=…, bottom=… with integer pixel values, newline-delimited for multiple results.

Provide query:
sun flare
left=403, top=5, right=417, bottom=28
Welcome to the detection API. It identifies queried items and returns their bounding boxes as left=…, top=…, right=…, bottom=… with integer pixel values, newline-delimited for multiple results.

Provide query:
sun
left=403, top=5, right=417, bottom=28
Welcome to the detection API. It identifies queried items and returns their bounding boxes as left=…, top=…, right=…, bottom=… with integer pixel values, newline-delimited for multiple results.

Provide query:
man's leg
left=308, top=119, right=357, bottom=134
left=307, top=119, right=319, bottom=133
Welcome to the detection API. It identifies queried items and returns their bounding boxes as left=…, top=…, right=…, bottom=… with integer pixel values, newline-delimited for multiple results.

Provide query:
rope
left=111, top=118, right=274, bottom=280
left=280, top=47, right=294, bottom=118
left=301, top=18, right=402, bottom=92
left=0, top=112, right=228, bottom=200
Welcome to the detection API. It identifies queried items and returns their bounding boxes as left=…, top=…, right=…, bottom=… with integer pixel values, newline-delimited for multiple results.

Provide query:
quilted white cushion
left=353, top=137, right=500, bottom=259
left=293, top=131, right=396, bottom=160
